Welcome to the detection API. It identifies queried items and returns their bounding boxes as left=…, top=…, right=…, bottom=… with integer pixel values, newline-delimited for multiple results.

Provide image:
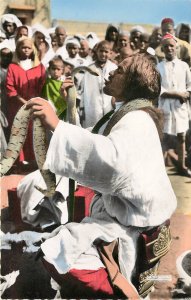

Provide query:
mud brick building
left=0, top=0, right=51, bottom=27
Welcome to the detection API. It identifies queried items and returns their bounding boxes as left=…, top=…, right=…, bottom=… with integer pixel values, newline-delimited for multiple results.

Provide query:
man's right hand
left=178, top=92, right=190, bottom=104
left=26, top=97, right=60, bottom=131
left=161, top=91, right=189, bottom=103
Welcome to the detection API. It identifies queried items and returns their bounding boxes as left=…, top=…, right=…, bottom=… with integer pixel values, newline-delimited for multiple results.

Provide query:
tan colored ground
left=150, top=167, right=191, bottom=299
left=1, top=166, right=191, bottom=299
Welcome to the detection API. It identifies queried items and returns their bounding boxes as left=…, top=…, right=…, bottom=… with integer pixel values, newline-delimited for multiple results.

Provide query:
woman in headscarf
left=32, top=23, right=55, bottom=69
left=176, top=23, right=191, bottom=44
left=105, top=24, right=119, bottom=62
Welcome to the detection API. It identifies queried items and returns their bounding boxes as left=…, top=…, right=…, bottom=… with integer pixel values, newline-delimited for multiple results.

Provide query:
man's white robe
left=157, top=57, right=191, bottom=135
left=17, top=171, right=69, bottom=228
left=41, top=110, right=177, bottom=282
left=81, top=60, right=117, bottom=128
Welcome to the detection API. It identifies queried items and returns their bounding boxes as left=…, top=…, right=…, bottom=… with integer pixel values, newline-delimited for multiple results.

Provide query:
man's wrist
left=49, top=118, right=60, bottom=131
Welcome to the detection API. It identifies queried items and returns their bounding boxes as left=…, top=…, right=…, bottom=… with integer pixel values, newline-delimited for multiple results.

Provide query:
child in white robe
left=80, top=40, right=117, bottom=128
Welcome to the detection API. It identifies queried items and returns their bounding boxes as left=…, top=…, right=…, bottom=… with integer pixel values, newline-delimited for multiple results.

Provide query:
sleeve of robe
left=43, top=110, right=176, bottom=201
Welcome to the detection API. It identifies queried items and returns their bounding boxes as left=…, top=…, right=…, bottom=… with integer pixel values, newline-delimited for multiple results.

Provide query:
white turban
left=65, top=36, right=81, bottom=48
left=85, top=32, right=100, bottom=49
left=0, top=14, right=22, bottom=32
left=130, top=25, right=146, bottom=34
left=32, top=23, right=52, bottom=47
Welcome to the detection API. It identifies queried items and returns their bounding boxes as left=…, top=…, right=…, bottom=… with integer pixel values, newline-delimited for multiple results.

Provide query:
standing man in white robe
left=54, top=26, right=68, bottom=60
left=26, top=53, right=177, bottom=299
left=80, top=40, right=117, bottom=128
left=157, top=34, right=191, bottom=177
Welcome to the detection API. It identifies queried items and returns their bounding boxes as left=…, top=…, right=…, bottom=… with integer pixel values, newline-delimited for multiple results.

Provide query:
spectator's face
left=66, top=43, right=79, bottom=58
left=150, top=29, right=162, bottom=44
left=104, top=57, right=132, bottom=100
left=50, top=34, right=58, bottom=48
left=108, top=29, right=118, bottom=42
left=96, top=45, right=111, bottom=63
left=161, top=23, right=174, bottom=36
left=34, top=32, right=45, bottom=47
left=154, top=29, right=162, bottom=43
left=3, top=21, right=16, bottom=36
left=49, top=61, right=64, bottom=79
left=79, top=40, right=90, bottom=58
left=118, top=46, right=134, bottom=62
left=17, top=39, right=33, bottom=59
left=137, top=34, right=150, bottom=51
left=55, top=28, right=67, bottom=46
left=179, top=25, right=190, bottom=42
left=162, top=38, right=177, bottom=60
left=64, top=63, right=73, bottom=76
left=130, top=31, right=142, bottom=48
left=117, top=34, right=129, bottom=48
left=16, top=27, right=28, bottom=41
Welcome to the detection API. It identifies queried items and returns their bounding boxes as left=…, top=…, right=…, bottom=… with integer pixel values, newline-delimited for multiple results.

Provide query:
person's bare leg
left=176, top=133, right=191, bottom=177
left=177, top=133, right=186, bottom=169
left=162, top=133, right=170, bottom=166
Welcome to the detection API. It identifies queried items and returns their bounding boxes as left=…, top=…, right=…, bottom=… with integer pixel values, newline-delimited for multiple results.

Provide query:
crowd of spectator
left=0, top=14, right=191, bottom=176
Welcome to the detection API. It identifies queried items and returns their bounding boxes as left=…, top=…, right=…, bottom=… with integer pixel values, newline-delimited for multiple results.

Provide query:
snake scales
left=0, top=66, right=99, bottom=198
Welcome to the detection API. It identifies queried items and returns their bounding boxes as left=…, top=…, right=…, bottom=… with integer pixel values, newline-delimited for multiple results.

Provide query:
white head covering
left=62, top=59, right=75, bottom=68
left=65, top=36, right=81, bottom=48
left=32, top=23, right=51, bottom=47
left=0, top=39, right=13, bottom=51
left=0, top=14, right=22, bottom=33
left=47, top=27, right=56, bottom=35
left=85, top=32, right=100, bottom=49
left=32, top=24, right=57, bottom=68
left=118, top=29, right=130, bottom=37
left=130, top=25, right=146, bottom=34
left=74, top=34, right=86, bottom=41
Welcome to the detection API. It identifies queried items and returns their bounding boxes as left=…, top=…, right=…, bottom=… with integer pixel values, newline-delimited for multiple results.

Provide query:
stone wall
left=53, top=19, right=154, bottom=39
left=0, top=1, right=154, bottom=38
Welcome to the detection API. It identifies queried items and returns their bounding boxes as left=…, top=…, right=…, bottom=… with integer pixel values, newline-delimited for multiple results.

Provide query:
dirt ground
left=0, top=165, right=191, bottom=299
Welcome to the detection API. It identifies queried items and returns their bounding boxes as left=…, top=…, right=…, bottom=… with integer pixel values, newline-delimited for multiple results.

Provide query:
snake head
left=72, top=66, right=99, bottom=78
left=85, top=66, right=99, bottom=77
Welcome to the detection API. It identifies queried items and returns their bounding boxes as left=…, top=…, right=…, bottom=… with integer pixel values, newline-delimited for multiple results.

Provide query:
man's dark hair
left=123, top=53, right=163, bottom=140
left=96, top=40, right=112, bottom=50
left=123, top=53, right=161, bottom=101
left=48, top=55, right=64, bottom=68
left=105, top=25, right=119, bottom=41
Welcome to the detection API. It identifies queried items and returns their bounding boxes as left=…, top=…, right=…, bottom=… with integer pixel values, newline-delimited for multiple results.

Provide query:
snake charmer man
left=26, top=53, right=177, bottom=299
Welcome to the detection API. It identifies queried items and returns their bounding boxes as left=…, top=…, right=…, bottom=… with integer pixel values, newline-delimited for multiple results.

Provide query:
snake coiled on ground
left=0, top=66, right=99, bottom=198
